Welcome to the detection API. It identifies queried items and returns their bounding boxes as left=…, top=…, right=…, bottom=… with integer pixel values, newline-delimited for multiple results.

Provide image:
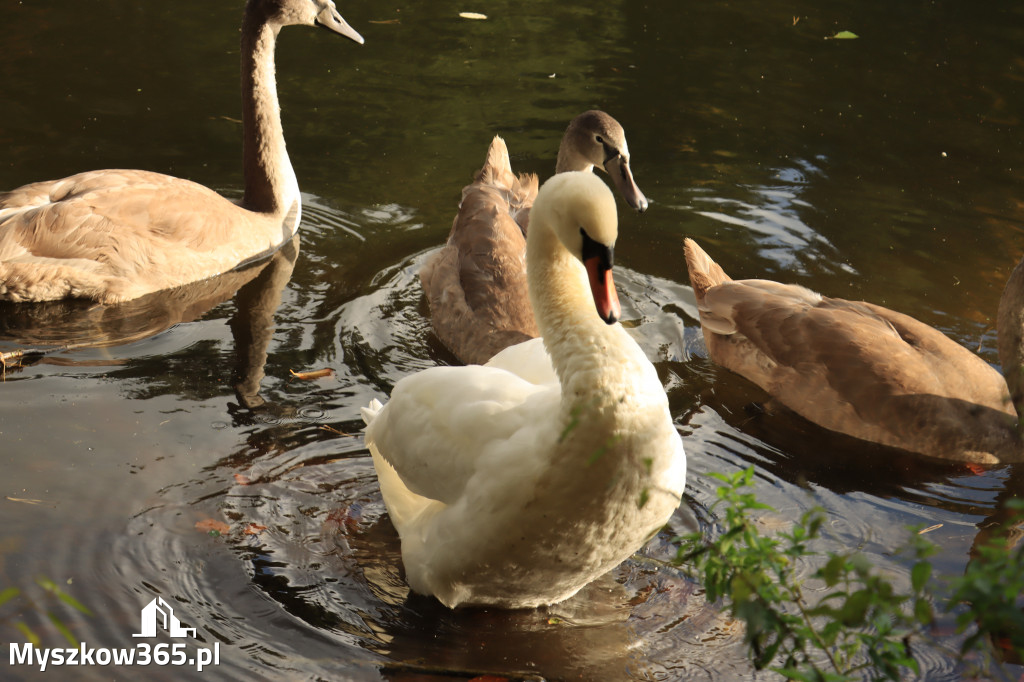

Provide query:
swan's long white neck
left=526, top=221, right=630, bottom=396
left=240, top=11, right=300, bottom=221
left=523, top=189, right=682, bottom=517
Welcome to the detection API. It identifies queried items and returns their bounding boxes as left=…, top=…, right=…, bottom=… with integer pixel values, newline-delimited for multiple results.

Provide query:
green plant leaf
left=0, top=587, right=21, bottom=608
left=14, top=621, right=40, bottom=647
left=910, top=561, right=931, bottom=593
left=821, top=554, right=846, bottom=587
left=829, top=30, right=859, bottom=39
left=913, top=598, right=933, bottom=626
left=56, top=592, right=93, bottom=616
left=48, top=612, right=79, bottom=648
left=35, top=576, right=93, bottom=615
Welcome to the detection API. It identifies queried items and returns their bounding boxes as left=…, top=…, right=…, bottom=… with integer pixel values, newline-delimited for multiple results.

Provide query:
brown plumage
left=684, top=237, right=1024, bottom=463
left=0, top=0, right=363, bottom=304
left=420, top=111, right=647, bottom=366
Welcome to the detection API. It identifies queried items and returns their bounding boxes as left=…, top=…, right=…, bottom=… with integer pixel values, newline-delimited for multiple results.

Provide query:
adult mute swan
left=362, top=172, right=686, bottom=609
left=420, top=111, right=648, bottom=365
left=0, top=0, right=363, bottom=304
left=684, top=238, right=1024, bottom=464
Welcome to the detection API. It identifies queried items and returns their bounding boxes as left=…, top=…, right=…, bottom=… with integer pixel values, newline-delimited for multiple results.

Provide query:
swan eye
left=595, top=135, right=604, bottom=144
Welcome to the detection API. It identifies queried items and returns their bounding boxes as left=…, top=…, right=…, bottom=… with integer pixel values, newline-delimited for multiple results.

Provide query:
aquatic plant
left=0, top=576, right=91, bottom=647
left=674, top=468, right=1024, bottom=681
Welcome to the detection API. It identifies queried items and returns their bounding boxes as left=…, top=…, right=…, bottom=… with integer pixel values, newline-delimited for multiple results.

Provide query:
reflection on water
left=2, top=0, right=1024, bottom=679
left=689, top=157, right=855, bottom=277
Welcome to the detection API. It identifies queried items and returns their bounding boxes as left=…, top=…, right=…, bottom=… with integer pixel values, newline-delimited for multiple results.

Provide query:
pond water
left=2, top=0, right=1024, bottom=680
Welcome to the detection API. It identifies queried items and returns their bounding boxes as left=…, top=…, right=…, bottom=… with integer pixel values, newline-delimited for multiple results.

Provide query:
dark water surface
left=2, top=0, right=1023, bottom=679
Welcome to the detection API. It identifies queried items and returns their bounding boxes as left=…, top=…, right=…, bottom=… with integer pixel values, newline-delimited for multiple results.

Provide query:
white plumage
left=363, top=172, right=686, bottom=608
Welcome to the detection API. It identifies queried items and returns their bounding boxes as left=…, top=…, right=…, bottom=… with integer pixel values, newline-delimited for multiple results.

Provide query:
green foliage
left=0, top=576, right=91, bottom=647
left=674, top=468, right=1024, bottom=681
left=946, top=498, right=1024, bottom=667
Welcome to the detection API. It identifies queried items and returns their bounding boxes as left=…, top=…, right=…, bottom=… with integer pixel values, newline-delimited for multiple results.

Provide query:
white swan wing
left=483, top=336, right=557, bottom=385
left=365, top=362, right=558, bottom=507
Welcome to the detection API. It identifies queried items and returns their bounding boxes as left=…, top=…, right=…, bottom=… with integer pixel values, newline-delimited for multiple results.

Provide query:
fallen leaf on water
left=195, top=519, right=230, bottom=536
left=827, top=30, right=859, bottom=40
left=243, top=524, right=267, bottom=536
left=459, top=12, right=487, bottom=20
left=234, top=473, right=252, bottom=485
left=6, top=496, right=47, bottom=506
left=290, top=368, right=335, bottom=380
left=368, top=19, right=401, bottom=24
left=320, top=424, right=350, bottom=436
left=918, top=524, right=943, bottom=535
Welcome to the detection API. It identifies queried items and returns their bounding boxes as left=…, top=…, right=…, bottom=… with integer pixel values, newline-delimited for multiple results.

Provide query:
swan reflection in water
left=0, top=234, right=300, bottom=413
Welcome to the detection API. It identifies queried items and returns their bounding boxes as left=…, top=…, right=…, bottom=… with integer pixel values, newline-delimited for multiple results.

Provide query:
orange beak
left=584, top=251, right=621, bottom=325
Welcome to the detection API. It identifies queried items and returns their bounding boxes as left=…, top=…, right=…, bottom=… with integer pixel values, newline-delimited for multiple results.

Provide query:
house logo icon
left=132, top=597, right=197, bottom=638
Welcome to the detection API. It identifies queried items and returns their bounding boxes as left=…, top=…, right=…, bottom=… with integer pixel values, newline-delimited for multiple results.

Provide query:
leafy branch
left=673, top=468, right=1024, bottom=681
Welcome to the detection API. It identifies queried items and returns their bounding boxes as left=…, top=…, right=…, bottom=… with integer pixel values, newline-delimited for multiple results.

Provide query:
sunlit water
left=3, top=0, right=1024, bottom=680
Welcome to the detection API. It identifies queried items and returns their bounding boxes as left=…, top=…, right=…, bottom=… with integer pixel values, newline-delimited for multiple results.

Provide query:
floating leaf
left=195, top=519, right=230, bottom=536
left=234, top=473, right=252, bottom=485
left=289, top=368, right=335, bottom=381
left=5, top=496, right=46, bottom=505
left=459, top=12, right=487, bottom=20
left=243, top=523, right=268, bottom=536
left=828, top=30, right=859, bottom=40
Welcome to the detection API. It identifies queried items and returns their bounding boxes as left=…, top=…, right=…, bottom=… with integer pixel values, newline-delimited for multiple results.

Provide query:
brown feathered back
left=684, top=237, right=1021, bottom=463
left=421, top=111, right=645, bottom=365
left=420, top=137, right=539, bottom=365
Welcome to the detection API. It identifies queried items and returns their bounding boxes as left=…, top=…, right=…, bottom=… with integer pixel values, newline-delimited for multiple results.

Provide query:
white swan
left=0, top=0, right=362, bottom=304
left=362, top=172, right=686, bottom=609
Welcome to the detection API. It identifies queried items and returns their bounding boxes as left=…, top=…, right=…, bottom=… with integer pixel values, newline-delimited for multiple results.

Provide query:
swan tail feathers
left=476, top=136, right=539, bottom=211
left=684, top=238, right=732, bottom=303
left=361, top=398, right=384, bottom=426
left=477, top=136, right=514, bottom=187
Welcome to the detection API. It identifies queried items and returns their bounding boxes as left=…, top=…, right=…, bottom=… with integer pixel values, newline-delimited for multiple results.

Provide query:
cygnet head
left=255, top=0, right=364, bottom=43
left=532, top=171, right=622, bottom=324
left=559, top=111, right=648, bottom=213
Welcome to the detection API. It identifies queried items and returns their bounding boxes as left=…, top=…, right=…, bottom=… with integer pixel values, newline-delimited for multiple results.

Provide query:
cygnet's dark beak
left=316, top=6, right=365, bottom=44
